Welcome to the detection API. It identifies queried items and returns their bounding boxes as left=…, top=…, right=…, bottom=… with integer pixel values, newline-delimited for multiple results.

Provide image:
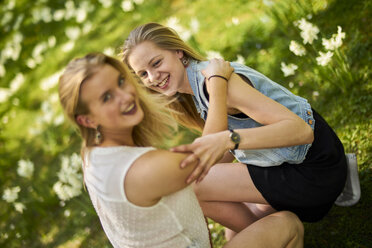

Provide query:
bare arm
left=124, top=150, right=199, bottom=207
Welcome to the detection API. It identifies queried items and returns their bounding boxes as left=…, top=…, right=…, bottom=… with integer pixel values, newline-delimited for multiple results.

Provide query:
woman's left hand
left=170, top=131, right=229, bottom=183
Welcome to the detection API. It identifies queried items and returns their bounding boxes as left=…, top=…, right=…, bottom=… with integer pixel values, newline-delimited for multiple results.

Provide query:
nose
left=117, top=88, right=133, bottom=103
left=147, top=70, right=160, bottom=86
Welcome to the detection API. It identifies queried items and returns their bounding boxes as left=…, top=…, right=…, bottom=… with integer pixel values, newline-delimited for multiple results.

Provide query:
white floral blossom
left=281, top=62, right=298, bottom=77
left=40, top=70, right=62, bottom=91
left=61, top=40, right=75, bottom=52
left=2, top=186, right=21, bottom=203
left=121, top=0, right=134, bottom=12
left=14, top=202, right=26, bottom=213
left=322, top=26, right=346, bottom=50
left=234, top=55, right=245, bottom=64
left=190, top=18, right=200, bottom=34
left=166, top=17, right=192, bottom=41
left=103, top=47, right=115, bottom=56
left=206, top=51, right=224, bottom=60
left=0, top=88, right=11, bottom=103
left=10, top=73, right=25, bottom=93
left=53, top=154, right=83, bottom=201
left=53, top=9, right=66, bottom=21
left=98, top=0, right=113, bottom=8
left=48, top=36, right=57, bottom=48
left=65, top=27, right=81, bottom=40
left=0, top=64, right=5, bottom=77
left=294, top=18, right=319, bottom=44
left=17, top=159, right=34, bottom=179
left=289, top=40, right=306, bottom=56
left=316, top=51, right=333, bottom=66
left=231, top=17, right=240, bottom=25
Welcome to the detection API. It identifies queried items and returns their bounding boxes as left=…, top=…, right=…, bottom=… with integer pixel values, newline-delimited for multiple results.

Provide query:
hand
left=202, top=58, right=234, bottom=80
left=170, top=131, right=229, bottom=183
left=202, top=58, right=233, bottom=95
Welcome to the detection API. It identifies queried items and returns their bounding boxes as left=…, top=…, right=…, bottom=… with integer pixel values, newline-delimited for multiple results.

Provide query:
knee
left=275, top=211, right=304, bottom=239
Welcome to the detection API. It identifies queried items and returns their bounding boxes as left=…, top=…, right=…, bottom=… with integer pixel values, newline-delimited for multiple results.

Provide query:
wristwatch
left=228, top=129, right=240, bottom=154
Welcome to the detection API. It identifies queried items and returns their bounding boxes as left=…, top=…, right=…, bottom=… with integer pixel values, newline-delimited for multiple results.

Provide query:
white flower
left=14, top=202, right=26, bottom=213
left=263, top=0, right=274, bottom=6
left=234, top=54, right=245, bottom=64
left=103, top=47, right=115, bottom=56
left=64, top=209, right=71, bottom=217
left=165, top=17, right=192, bottom=40
left=48, top=36, right=57, bottom=48
left=231, top=17, right=240, bottom=25
left=53, top=154, right=83, bottom=201
left=281, top=62, right=298, bottom=77
left=190, top=18, right=199, bottom=34
left=0, top=64, right=5, bottom=77
left=316, top=51, right=333, bottom=66
left=206, top=51, right=224, bottom=60
left=53, top=114, right=65, bottom=126
left=40, top=70, right=62, bottom=91
left=75, top=8, right=87, bottom=23
left=294, top=18, right=319, bottom=44
left=1, top=12, right=13, bottom=26
left=61, top=40, right=75, bottom=52
left=82, top=22, right=93, bottom=34
left=10, top=73, right=25, bottom=93
left=121, top=0, right=134, bottom=12
left=322, top=26, right=346, bottom=50
left=53, top=9, right=66, bottom=21
left=98, top=0, right=113, bottom=8
left=2, top=186, right=21, bottom=203
left=289, top=82, right=294, bottom=88
left=0, top=88, right=11, bottom=103
left=313, top=91, right=319, bottom=97
left=289, top=40, right=306, bottom=56
left=17, top=159, right=34, bottom=179
left=65, top=27, right=81, bottom=40
left=26, top=58, right=37, bottom=69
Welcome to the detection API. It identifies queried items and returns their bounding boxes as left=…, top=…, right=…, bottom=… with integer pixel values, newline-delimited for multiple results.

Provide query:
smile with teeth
left=156, top=76, right=169, bottom=89
left=122, top=102, right=136, bottom=114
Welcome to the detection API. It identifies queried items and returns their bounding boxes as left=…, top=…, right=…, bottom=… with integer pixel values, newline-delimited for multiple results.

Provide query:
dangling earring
left=181, top=56, right=189, bottom=67
left=95, top=125, right=102, bottom=145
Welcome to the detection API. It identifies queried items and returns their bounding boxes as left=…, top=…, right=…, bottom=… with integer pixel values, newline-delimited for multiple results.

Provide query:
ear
left=76, top=115, right=96, bottom=129
left=176, top=50, right=184, bottom=59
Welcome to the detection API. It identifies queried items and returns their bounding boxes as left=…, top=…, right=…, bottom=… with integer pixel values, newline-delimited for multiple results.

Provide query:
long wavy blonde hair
left=121, top=22, right=205, bottom=132
left=58, top=53, right=177, bottom=151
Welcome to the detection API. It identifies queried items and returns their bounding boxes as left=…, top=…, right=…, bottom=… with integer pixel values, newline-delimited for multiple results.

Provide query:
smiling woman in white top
left=58, top=52, right=303, bottom=248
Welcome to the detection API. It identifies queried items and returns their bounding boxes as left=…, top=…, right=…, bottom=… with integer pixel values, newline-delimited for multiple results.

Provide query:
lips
left=121, top=102, right=137, bottom=115
left=157, top=75, right=169, bottom=89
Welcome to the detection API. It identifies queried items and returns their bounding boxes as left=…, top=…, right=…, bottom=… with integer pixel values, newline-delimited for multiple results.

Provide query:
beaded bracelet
left=207, top=75, right=228, bottom=82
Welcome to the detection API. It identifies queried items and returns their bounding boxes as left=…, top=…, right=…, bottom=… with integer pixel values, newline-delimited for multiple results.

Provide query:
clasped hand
left=170, top=131, right=229, bottom=184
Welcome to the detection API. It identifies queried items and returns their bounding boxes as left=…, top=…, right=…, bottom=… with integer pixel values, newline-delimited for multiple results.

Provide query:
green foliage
left=0, top=0, right=370, bottom=247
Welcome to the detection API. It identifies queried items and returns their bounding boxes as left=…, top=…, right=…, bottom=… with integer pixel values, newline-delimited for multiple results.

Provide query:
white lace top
left=84, top=146, right=210, bottom=248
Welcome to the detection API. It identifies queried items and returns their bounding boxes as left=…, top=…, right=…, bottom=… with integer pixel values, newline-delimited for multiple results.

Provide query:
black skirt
left=247, top=110, right=347, bottom=222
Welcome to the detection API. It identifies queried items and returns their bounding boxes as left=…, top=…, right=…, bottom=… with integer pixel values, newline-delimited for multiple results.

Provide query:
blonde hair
left=58, top=53, right=177, bottom=151
left=121, top=22, right=205, bottom=132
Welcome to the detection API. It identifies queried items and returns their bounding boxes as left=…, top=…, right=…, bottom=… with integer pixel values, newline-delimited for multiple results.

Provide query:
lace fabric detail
left=85, top=146, right=210, bottom=248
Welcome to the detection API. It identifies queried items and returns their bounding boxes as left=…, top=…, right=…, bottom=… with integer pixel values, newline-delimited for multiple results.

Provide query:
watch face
left=230, top=132, right=240, bottom=144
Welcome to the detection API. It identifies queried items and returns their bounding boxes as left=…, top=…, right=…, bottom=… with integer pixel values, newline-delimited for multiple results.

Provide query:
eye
left=118, top=75, right=125, bottom=86
left=153, top=59, right=161, bottom=67
left=139, top=71, right=147, bottom=78
left=103, top=93, right=112, bottom=103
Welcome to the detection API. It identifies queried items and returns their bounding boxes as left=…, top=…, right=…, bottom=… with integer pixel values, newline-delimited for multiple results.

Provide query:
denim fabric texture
left=186, top=60, right=315, bottom=167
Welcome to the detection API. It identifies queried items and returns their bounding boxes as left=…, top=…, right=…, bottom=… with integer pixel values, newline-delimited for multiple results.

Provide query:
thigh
left=193, top=162, right=269, bottom=204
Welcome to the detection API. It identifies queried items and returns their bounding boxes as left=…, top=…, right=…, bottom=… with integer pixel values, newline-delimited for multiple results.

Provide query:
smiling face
left=77, top=64, right=144, bottom=144
left=127, top=41, right=192, bottom=96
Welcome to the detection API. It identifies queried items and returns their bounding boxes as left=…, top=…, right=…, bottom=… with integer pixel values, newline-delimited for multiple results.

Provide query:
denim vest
left=186, top=60, right=315, bottom=167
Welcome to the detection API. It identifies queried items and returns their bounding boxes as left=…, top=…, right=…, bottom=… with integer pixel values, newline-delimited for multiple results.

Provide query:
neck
left=178, top=70, right=194, bottom=95
left=99, top=128, right=135, bottom=147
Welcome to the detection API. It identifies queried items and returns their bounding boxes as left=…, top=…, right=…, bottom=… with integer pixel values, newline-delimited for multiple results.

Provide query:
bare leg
left=194, top=163, right=268, bottom=204
left=223, top=211, right=304, bottom=248
left=224, top=203, right=277, bottom=241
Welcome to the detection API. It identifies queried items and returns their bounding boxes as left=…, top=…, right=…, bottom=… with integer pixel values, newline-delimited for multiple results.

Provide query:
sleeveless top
left=186, top=60, right=315, bottom=167
left=83, top=146, right=210, bottom=248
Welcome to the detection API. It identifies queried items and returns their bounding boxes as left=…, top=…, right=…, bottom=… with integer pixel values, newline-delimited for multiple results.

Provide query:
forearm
left=223, top=119, right=314, bottom=150
left=202, top=78, right=228, bottom=136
